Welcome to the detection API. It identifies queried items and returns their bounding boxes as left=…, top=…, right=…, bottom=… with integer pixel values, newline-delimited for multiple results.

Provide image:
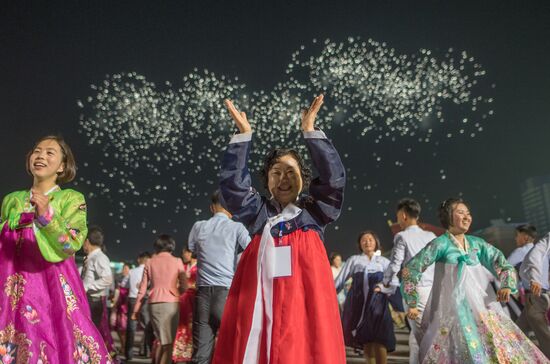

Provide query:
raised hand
left=301, top=94, right=324, bottom=132
left=30, top=190, right=50, bottom=217
left=224, top=99, right=251, bottom=134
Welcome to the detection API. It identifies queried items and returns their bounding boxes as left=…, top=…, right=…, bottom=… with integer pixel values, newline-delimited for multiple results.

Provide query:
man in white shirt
left=508, top=224, right=537, bottom=271
left=81, top=226, right=114, bottom=329
left=125, top=251, right=151, bottom=360
left=382, top=198, right=436, bottom=364
left=519, top=232, right=550, bottom=358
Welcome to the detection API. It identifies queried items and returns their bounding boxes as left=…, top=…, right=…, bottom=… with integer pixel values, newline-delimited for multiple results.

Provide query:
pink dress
left=172, top=263, right=198, bottom=362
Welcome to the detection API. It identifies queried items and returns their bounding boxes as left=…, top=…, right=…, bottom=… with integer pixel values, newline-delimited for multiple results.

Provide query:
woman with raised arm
left=212, top=95, right=346, bottom=364
left=401, top=198, right=548, bottom=363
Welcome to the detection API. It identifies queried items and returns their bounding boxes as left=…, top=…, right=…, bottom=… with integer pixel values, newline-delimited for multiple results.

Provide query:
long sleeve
left=219, top=133, right=264, bottom=227
left=383, top=234, right=406, bottom=286
left=334, top=256, right=356, bottom=293
left=401, top=238, right=447, bottom=308
left=303, top=131, right=346, bottom=226
left=379, top=257, right=399, bottom=294
left=520, top=234, right=550, bottom=286
left=35, top=189, right=88, bottom=262
left=84, top=253, right=113, bottom=293
left=133, top=263, right=149, bottom=314
left=188, top=222, right=199, bottom=253
left=507, top=247, right=525, bottom=267
left=477, top=239, right=518, bottom=294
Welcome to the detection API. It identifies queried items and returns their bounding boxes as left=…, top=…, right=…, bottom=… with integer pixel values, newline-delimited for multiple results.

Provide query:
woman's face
left=449, top=203, right=472, bottom=234
left=122, top=265, right=130, bottom=276
left=331, top=255, right=342, bottom=268
left=182, top=250, right=192, bottom=263
left=28, top=139, right=64, bottom=182
left=359, top=233, right=377, bottom=254
left=268, top=155, right=303, bottom=207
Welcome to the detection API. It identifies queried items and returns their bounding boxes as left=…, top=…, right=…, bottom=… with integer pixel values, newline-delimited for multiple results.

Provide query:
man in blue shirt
left=189, top=190, right=251, bottom=364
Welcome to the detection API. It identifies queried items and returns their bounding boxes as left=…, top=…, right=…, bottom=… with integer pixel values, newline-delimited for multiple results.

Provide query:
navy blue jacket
left=219, top=131, right=346, bottom=241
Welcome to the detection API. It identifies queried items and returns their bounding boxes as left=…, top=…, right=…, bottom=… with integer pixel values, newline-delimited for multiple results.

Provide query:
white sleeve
left=520, top=234, right=550, bottom=285
left=383, top=234, right=406, bottom=286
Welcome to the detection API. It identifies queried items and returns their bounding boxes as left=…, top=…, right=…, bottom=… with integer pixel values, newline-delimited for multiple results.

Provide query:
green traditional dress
left=401, top=231, right=549, bottom=363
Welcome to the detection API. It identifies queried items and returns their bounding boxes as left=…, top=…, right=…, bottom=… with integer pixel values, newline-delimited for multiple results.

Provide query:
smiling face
left=449, top=203, right=472, bottom=234
left=268, top=155, right=303, bottom=207
left=359, top=233, right=378, bottom=254
left=28, top=139, right=65, bottom=184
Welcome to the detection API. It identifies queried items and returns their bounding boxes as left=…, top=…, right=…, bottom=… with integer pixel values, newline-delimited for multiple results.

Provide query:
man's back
left=384, top=225, right=436, bottom=288
left=189, top=212, right=250, bottom=287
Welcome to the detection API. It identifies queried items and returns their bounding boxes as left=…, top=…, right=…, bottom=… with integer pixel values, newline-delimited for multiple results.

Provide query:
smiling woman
left=401, top=198, right=548, bottom=363
left=213, top=95, right=347, bottom=364
left=0, top=135, right=114, bottom=363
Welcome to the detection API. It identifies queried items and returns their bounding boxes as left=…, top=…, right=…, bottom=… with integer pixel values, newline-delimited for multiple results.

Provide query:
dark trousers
left=87, top=295, right=105, bottom=329
left=125, top=297, right=138, bottom=358
left=192, top=286, right=229, bottom=364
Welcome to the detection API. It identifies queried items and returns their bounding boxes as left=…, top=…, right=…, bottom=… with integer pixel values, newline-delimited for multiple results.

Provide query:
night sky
left=2, top=1, right=550, bottom=261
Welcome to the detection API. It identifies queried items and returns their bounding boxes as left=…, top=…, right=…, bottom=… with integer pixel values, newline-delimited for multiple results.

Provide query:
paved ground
left=120, top=327, right=410, bottom=363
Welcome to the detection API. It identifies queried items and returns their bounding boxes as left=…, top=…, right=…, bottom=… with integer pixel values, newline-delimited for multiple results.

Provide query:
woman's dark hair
left=211, top=189, right=221, bottom=205
left=329, top=252, right=342, bottom=265
left=26, top=135, right=77, bottom=184
left=153, top=234, right=176, bottom=253
left=516, top=224, right=537, bottom=240
left=438, top=198, right=469, bottom=229
left=87, top=226, right=104, bottom=247
left=357, top=230, right=381, bottom=253
left=397, top=198, right=421, bottom=219
left=260, top=148, right=312, bottom=194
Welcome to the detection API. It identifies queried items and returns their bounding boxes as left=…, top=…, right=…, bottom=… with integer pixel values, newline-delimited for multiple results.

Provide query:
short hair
left=211, top=190, right=221, bottom=205
left=438, top=198, right=469, bottom=229
left=516, top=224, right=537, bottom=239
left=137, top=251, right=152, bottom=260
left=357, top=230, right=381, bottom=252
left=397, top=198, right=421, bottom=219
left=26, top=135, right=77, bottom=184
left=260, top=148, right=312, bottom=194
left=329, top=252, right=342, bottom=264
left=153, top=234, right=176, bottom=253
left=87, top=226, right=104, bottom=247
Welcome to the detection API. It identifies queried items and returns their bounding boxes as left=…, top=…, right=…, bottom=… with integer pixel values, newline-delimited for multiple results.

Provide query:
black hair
left=397, top=198, right=421, bottom=219
left=137, top=251, right=152, bottom=260
left=329, top=252, right=342, bottom=264
left=153, top=234, right=176, bottom=253
left=515, top=224, right=537, bottom=240
left=87, top=226, right=104, bottom=247
left=260, top=148, right=312, bottom=194
left=357, top=230, right=381, bottom=252
left=211, top=189, right=222, bottom=205
left=438, top=198, right=469, bottom=229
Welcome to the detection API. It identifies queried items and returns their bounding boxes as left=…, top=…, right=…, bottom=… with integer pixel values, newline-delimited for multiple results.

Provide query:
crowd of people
left=1, top=95, right=550, bottom=364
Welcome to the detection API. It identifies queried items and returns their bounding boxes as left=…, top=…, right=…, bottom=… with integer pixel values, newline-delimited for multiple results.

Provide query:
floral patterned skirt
left=0, top=214, right=113, bottom=363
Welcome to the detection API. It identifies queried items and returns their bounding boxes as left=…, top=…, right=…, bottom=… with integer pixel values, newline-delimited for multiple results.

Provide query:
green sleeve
left=35, top=190, right=88, bottom=263
left=401, top=237, right=447, bottom=308
left=476, top=238, right=518, bottom=294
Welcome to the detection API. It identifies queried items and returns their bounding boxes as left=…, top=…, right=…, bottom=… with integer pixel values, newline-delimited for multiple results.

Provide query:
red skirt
left=212, top=229, right=346, bottom=364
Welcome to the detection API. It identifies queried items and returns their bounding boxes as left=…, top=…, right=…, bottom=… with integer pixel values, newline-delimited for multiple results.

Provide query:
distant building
left=521, top=175, right=550, bottom=236
left=475, top=219, right=525, bottom=256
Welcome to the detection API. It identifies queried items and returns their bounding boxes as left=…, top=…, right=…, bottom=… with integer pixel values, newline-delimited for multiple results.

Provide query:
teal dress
left=401, top=232, right=548, bottom=363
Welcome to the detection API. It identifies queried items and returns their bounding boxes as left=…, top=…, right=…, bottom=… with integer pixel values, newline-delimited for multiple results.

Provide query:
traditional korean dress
left=0, top=187, right=113, bottom=364
left=401, top=231, right=549, bottom=363
left=172, top=263, right=197, bottom=363
left=212, top=130, right=346, bottom=364
left=334, top=254, right=398, bottom=351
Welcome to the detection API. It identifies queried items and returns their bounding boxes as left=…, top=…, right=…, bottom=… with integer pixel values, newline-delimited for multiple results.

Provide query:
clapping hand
left=224, top=99, right=252, bottom=134
left=30, top=189, right=50, bottom=217
left=301, top=94, right=324, bottom=132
